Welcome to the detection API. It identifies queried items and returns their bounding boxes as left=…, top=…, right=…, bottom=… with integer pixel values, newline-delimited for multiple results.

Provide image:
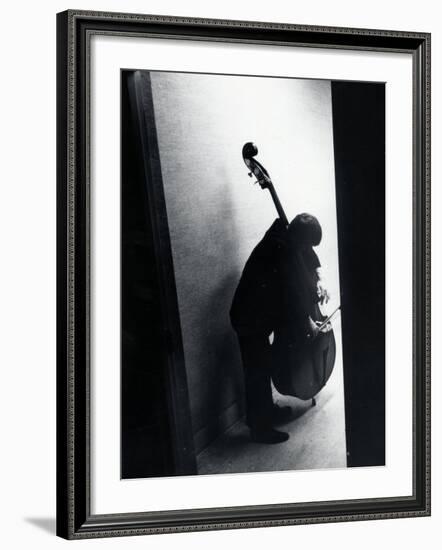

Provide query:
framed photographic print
left=56, top=10, right=431, bottom=539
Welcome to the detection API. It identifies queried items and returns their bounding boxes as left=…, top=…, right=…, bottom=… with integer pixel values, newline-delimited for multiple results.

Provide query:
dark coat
left=230, top=219, right=320, bottom=336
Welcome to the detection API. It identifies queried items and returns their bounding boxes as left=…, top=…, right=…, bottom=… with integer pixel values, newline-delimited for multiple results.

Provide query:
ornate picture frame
left=56, top=9, right=430, bottom=539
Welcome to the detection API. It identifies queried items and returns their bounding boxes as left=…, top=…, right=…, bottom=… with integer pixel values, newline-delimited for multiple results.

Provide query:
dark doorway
left=121, top=71, right=196, bottom=479
left=332, top=81, right=386, bottom=467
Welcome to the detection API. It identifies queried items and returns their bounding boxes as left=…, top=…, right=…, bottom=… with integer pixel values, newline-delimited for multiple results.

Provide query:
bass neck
left=267, top=182, right=289, bottom=227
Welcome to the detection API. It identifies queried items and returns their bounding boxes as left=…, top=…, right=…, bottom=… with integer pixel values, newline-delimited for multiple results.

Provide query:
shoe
left=271, top=404, right=292, bottom=425
left=250, top=428, right=289, bottom=444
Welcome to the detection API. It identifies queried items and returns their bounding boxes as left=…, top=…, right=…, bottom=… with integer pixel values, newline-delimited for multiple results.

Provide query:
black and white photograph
left=121, top=69, right=385, bottom=480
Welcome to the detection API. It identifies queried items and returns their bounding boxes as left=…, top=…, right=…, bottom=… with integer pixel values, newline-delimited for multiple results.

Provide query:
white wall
left=0, top=1, right=439, bottom=549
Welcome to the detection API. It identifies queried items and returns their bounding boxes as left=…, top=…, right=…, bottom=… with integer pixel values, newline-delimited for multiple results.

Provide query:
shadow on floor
left=197, top=362, right=347, bottom=476
left=24, top=517, right=56, bottom=535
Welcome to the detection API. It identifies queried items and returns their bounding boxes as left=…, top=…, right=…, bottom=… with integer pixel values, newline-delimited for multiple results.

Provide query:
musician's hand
left=307, top=318, right=332, bottom=338
left=317, top=321, right=332, bottom=333
left=316, top=280, right=330, bottom=305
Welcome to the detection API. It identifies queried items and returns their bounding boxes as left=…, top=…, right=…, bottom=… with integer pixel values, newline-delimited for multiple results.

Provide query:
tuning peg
left=248, top=172, right=253, bottom=178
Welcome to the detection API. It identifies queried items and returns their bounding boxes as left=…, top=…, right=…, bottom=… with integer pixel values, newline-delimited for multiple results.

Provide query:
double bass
left=242, top=142, right=339, bottom=404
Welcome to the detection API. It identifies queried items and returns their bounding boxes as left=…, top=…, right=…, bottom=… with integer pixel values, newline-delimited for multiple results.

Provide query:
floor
left=197, top=333, right=347, bottom=475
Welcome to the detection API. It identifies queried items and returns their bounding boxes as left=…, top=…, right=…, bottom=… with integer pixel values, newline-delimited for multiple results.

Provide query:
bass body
left=271, top=302, right=337, bottom=400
